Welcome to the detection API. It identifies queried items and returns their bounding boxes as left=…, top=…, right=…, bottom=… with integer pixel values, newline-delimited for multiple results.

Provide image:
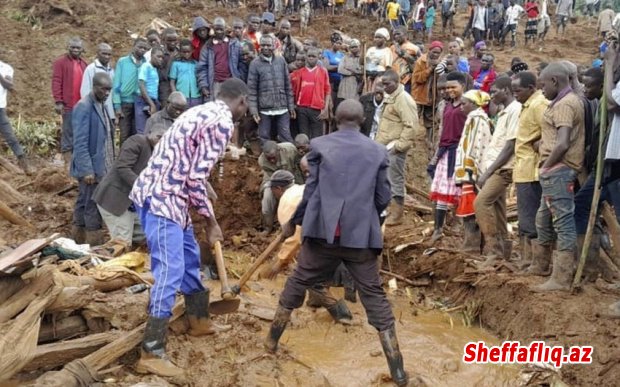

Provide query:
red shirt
left=525, top=2, right=539, bottom=18
left=439, top=101, right=467, bottom=147
left=291, top=66, right=331, bottom=110
left=51, top=54, right=88, bottom=111
left=213, top=41, right=231, bottom=82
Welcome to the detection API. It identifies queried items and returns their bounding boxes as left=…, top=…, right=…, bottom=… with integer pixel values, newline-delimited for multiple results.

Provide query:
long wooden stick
left=573, top=87, right=607, bottom=288
left=232, top=232, right=284, bottom=294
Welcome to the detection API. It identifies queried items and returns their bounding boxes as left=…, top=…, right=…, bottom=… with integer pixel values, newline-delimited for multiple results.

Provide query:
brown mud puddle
left=233, top=278, right=522, bottom=386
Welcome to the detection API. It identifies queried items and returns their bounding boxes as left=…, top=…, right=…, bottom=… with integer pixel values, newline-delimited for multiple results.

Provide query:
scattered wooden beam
left=0, top=200, right=35, bottom=229
left=25, top=332, right=121, bottom=372
left=602, top=203, right=620, bottom=269
left=38, top=316, right=88, bottom=344
left=380, top=269, right=430, bottom=286
left=0, top=180, right=27, bottom=205
left=0, top=155, right=23, bottom=175
left=54, top=183, right=78, bottom=196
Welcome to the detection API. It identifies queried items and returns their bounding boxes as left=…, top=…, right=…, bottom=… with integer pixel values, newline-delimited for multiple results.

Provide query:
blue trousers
left=137, top=199, right=205, bottom=319
left=574, top=173, right=620, bottom=235
left=536, top=166, right=577, bottom=251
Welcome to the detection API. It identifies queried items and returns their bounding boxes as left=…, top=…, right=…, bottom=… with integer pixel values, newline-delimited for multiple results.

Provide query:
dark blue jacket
left=291, top=128, right=391, bottom=250
left=196, top=38, right=242, bottom=99
left=71, top=94, right=114, bottom=180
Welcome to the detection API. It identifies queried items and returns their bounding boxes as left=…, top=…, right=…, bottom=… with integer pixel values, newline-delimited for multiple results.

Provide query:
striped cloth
left=525, top=18, right=538, bottom=38
left=130, top=100, right=234, bottom=228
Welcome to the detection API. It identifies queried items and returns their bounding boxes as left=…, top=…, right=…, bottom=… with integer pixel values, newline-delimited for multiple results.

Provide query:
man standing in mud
left=129, top=78, right=249, bottom=377
left=264, top=99, right=409, bottom=387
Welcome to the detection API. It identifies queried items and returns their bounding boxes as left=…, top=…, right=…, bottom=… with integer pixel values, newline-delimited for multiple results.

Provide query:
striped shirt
left=130, top=100, right=233, bottom=228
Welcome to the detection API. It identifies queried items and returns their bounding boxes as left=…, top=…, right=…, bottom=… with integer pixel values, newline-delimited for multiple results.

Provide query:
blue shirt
left=398, top=0, right=411, bottom=13
left=112, top=54, right=146, bottom=108
left=323, top=50, right=345, bottom=83
left=169, top=59, right=201, bottom=99
left=138, top=62, right=159, bottom=100
left=458, top=57, right=470, bottom=74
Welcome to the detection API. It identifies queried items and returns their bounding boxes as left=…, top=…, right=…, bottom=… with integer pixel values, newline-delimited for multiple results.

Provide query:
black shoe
left=264, top=305, right=292, bottom=352
left=326, top=299, right=353, bottom=324
left=379, top=326, right=409, bottom=386
left=344, top=286, right=357, bottom=303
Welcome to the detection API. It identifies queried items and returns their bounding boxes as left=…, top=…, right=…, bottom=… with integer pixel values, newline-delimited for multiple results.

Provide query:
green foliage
left=10, top=118, right=58, bottom=156
left=5, top=9, right=41, bottom=29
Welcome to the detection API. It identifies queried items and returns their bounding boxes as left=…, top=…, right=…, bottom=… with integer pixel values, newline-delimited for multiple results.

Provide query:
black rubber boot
left=379, top=325, right=409, bottom=386
left=462, top=216, right=482, bottom=254
left=326, top=299, right=353, bottom=325
left=184, top=290, right=231, bottom=336
left=431, top=208, right=447, bottom=243
left=264, top=305, right=292, bottom=353
left=136, top=316, right=183, bottom=377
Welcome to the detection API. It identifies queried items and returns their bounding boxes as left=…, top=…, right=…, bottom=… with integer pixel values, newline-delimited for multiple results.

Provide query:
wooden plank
left=25, top=332, right=120, bottom=372
left=0, top=234, right=60, bottom=273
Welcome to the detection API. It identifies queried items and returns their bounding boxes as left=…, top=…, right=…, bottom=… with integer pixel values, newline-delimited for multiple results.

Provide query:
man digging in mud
left=264, top=99, right=411, bottom=386
left=129, top=78, right=249, bottom=377
left=260, top=168, right=354, bottom=324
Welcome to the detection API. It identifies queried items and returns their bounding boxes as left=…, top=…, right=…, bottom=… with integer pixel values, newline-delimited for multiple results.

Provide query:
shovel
left=209, top=240, right=240, bottom=315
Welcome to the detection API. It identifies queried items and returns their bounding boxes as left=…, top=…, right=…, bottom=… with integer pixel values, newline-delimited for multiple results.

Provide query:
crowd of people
left=1, top=2, right=620, bottom=385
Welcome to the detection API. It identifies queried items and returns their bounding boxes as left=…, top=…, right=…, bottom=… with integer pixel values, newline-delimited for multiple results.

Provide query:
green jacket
left=376, top=85, right=418, bottom=152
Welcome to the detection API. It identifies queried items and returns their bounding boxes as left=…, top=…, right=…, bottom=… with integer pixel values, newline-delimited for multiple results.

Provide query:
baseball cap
left=262, top=12, right=275, bottom=25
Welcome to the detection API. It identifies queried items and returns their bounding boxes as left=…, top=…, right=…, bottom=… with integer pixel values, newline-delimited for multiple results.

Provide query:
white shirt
left=505, top=5, right=524, bottom=25
left=473, top=6, right=487, bottom=30
left=607, top=80, right=620, bottom=160
left=0, top=61, right=14, bottom=109
left=482, top=100, right=522, bottom=170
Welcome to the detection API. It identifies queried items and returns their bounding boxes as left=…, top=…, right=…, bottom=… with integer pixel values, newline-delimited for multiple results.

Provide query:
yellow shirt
left=513, top=91, right=548, bottom=183
left=387, top=2, right=400, bottom=20
left=276, top=184, right=305, bottom=263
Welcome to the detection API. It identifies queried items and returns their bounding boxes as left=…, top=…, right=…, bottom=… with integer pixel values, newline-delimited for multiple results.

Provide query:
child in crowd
left=170, top=39, right=202, bottom=108
left=136, top=47, right=163, bottom=134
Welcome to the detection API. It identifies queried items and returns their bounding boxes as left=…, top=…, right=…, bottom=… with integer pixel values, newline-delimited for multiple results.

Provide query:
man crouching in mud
left=263, top=99, right=412, bottom=386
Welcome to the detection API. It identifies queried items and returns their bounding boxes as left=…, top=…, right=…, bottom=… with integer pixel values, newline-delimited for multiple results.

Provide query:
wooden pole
left=573, top=88, right=607, bottom=288
left=0, top=200, right=35, bottom=229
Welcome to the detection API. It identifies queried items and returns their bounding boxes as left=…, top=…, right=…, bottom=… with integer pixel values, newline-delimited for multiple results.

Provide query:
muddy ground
left=1, top=0, right=618, bottom=386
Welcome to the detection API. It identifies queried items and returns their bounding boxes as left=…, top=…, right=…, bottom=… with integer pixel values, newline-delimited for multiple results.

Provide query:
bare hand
left=281, top=221, right=295, bottom=239
left=115, top=109, right=124, bottom=119
left=83, top=175, right=96, bottom=185
left=477, top=172, right=490, bottom=189
left=253, top=114, right=261, bottom=124
left=289, top=109, right=297, bottom=120
left=201, top=87, right=210, bottom=99
left=318, top=109, right=329, bottom=120
left=207, top=223, right=223, bottom=245
left=55, top=103, right=64, bottom=115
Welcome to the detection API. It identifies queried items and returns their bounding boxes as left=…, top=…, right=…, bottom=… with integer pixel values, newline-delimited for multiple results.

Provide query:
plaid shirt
left=130, top=100, right=233, bottom=228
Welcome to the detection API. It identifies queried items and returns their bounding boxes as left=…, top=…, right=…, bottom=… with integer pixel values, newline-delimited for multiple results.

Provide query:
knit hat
left=375, top=28, right=390, bottom=40
left=267, top=170, right=295, bottom=188
left=463, top=90, right=491, bottom=107
left=429, top=41, right=444, bottom=51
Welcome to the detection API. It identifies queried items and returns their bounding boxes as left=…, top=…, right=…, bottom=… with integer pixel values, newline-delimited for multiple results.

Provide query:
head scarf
left=348, top=38, right=361, bottom=47
left=455, top=37, right=465, bottom=50
left=474, top=41, right=486, bottom=51
left=429, top=41, right=444, bottom=51
left=463, top=90, right=490, bottom=107
left=511, top=62, right=529, bottom=74
left=375, top=28, right=390, bottom=40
